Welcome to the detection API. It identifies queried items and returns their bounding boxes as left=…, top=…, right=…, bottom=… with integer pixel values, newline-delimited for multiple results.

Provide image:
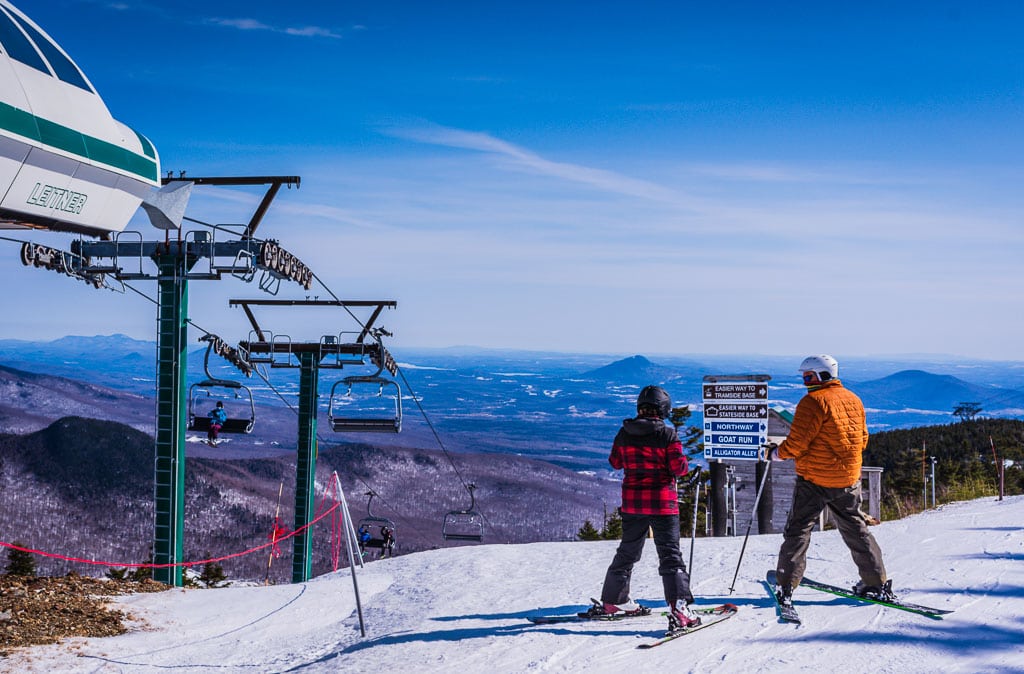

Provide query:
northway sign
left=702, top=376, right=770, bottom=461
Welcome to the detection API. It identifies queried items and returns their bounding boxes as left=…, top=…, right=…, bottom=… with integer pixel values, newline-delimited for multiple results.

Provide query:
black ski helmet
left=636, top=385, right=671, bottom=418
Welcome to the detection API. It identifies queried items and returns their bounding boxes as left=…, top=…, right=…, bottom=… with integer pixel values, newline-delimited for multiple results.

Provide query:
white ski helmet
left=798, top=354, right=839, bottom=382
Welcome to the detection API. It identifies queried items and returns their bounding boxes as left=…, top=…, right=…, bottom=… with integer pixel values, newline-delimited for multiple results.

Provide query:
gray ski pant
left=776, top=475, right=887, bottom=591
left=600, top=512, right=694, bottom=607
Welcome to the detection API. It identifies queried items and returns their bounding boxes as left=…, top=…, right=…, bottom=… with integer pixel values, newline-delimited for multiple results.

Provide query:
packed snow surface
left=8, top=496, right=1023, bottom=673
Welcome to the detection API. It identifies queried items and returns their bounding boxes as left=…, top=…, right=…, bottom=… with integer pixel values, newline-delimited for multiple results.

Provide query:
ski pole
left=689, top=480, right=701, bottom=576
left=728, top=456, right=772, bottom=594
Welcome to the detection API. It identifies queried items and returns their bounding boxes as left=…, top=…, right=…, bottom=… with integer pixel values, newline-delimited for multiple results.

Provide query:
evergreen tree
left=600, top=509, right=623, bottom=540
left=952, top=402, right=983, bottom=422
left=199, top=559, right=228, bottom=587
left=668, top=405, right=704, bottom=454
left=106, top=567, right=128, bottom=581
left=130, top=551, right=154, bottom=581
left=864, top=418, right=1024, bottom=518
left=577, top=520, right=602, bottom=541
left=130, top=566, right=153, bottom=581
left=5, top=542, right=37, bottom=577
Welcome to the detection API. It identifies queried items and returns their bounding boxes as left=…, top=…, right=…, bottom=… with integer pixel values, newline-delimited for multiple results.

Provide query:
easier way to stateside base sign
left=702, top=375, right=770, bottom=461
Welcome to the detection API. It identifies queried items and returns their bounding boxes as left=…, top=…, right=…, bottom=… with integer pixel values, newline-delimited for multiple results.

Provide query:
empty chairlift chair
left=328, top=376, right=402, bottom=433
left=442, top=484, right=484, bottom=542
left=357, top=491, right=396, bottom=558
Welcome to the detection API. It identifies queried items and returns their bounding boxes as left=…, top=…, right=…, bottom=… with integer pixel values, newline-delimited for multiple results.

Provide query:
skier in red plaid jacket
left=597, top=385, right=701, bottom=631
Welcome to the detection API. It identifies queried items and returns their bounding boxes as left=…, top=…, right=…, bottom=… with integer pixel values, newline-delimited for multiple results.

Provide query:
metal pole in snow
left=930, top=457, right=937, bottom=508
left=689, top=481, right=701, bottom=578
left=728, top=459, right=772, bottom=594
left=989, top=437, right=1004, bottom=501
left=333, top=472, right=366, bottom=637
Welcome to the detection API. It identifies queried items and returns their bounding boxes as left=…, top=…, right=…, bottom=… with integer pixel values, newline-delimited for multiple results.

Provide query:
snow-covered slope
left=9, top=496, right=1023, bottom=673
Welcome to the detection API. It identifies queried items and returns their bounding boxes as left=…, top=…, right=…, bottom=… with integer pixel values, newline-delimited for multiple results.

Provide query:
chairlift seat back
left=188, top=416, right=254, bottom=434
left=328, top=376, right=402, bottom=434
left=442, top=512, right=484, bottom=542
left=331, top=417, right=401, bottom=433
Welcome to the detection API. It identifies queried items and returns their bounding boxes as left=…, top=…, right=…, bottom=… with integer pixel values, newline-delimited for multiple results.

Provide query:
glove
left=763, top=442, right=780, bottom=461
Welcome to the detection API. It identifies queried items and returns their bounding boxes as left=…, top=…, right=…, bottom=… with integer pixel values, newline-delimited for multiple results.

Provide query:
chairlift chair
left=357, top=491, right=396, bottom=558
left=328, top=375, right=402, bottom=433
left=442, top=484, right=484, bottom=542
left=186, top=336, right=256, bottom=435
left=187, top=380, right=256, bottom=434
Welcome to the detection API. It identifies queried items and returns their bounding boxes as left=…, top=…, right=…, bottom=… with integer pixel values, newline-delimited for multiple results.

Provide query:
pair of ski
left=527, top=601, right=738, bottom=649
left=766, top=570, right=952, bottom=623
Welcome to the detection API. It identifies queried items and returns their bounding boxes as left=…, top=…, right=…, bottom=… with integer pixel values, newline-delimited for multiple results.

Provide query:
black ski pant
left=601, top=512, right=693, bottom=607
left=775, top=475, right=886, bottom=591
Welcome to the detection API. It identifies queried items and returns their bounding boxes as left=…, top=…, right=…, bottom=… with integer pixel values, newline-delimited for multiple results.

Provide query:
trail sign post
left=702, top=376, right=771, bottom=461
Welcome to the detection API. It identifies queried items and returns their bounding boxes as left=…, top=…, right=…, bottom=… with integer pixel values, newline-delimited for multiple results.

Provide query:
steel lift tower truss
left=233, top=298, right=398, bottom=583
left=68, top=175, right=309, bottom=586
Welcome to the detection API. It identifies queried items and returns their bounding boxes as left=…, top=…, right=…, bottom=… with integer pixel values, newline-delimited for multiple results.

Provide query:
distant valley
left=2, top=335, right=1023, bottom=582
left=1, top=335, right=1023, bottom=473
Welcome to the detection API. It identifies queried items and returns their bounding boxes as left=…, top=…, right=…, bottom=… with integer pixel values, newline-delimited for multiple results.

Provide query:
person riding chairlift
left=380, top=526, right=395, bottom=558
left=207, top=401, right=227, bottom=446
left=357, top=524, right=372, bottom=556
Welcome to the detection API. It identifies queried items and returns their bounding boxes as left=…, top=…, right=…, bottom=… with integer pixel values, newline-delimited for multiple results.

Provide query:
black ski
left=635, top=604, right=738, bottom=649
left=799, top=576, right=951, bottom=620
left=527, top=599, right=653, bottom=624
left=765, top=570, right=801, bottom=624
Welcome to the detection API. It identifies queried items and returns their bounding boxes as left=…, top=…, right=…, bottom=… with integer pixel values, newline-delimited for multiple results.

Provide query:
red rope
left=0, top=501, right=341, bottom=569
left=316, top=478, right=344, bottom=571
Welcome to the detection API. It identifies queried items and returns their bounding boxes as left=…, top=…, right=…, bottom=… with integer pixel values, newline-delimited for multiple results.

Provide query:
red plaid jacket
left=610, top=416, right=688, bottom=515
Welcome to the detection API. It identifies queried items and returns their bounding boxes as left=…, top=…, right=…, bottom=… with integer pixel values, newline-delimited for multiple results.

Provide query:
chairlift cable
left=310, top=270, right=489, bottom=532
left=394, top=365, right=492, bottom=531
left=122, top=281, right=158, bottom=306
left=20, top=238, right=464, bottom=542
left=310, top=270, right=471, bottom=487
left=308, top=269, right=365, bottom=328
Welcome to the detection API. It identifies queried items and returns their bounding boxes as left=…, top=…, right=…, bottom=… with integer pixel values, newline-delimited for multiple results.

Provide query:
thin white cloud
left=93, top=4, right=343, bottom=38
left=208, top=17, right=341, bottom=39
left=680, top=161, right=933, bottom=186
left=284, top=26, right=342, bottom=38
left=385, top=123, right=697, bottom=207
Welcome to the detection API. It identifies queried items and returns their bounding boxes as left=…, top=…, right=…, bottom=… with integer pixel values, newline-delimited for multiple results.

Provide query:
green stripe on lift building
left=702, top=375, right=770, bottom=461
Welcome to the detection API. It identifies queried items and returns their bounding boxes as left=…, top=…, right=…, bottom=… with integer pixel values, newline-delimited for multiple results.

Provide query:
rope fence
left=0, top=500, right=343, bottom=572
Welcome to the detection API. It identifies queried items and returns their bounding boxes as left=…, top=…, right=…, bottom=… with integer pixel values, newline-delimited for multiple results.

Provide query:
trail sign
left=702, top=375, right=770, bottom=461
left=702, top=383, right=769, bottom=400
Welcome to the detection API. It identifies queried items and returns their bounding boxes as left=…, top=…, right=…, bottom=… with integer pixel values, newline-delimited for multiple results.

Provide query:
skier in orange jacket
left=766, top=355, right=890, bottom=607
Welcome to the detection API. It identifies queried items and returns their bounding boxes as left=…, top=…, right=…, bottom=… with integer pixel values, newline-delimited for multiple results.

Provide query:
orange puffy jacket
left=777, top=380, right=868, bottom=488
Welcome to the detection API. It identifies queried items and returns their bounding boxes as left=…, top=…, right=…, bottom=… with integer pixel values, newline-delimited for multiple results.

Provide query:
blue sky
left=3, top=1, right=1023, bottom=360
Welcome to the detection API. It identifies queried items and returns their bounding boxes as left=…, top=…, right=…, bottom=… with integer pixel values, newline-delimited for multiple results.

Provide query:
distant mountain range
left=584, top=354, right=689, bottom=383
left=3, top=336, right=1023, bottom=582
left=1, top=335, right=1024, bottom=470
left=855, top=369, right=1024, bottom=412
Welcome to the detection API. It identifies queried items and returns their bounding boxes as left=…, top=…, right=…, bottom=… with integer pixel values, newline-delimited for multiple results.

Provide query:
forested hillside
left=0, top=416, right=619, bottom=582
left=865, top=418, right=1023, bottom=518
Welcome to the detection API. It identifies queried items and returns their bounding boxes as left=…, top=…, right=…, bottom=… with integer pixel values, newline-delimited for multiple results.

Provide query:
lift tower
left=233, top=299, right=398, bottom=582
left=70, top=176, right=306, bottom=585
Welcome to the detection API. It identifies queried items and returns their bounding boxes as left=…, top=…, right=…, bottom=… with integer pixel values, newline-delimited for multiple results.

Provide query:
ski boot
left=581, top=598, right=650, bottom=619
left=853, top=579, right=896, bottom=602
left=775, top=584, right=795, bottom=608
left=667, top=600, right=701, bottom=633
